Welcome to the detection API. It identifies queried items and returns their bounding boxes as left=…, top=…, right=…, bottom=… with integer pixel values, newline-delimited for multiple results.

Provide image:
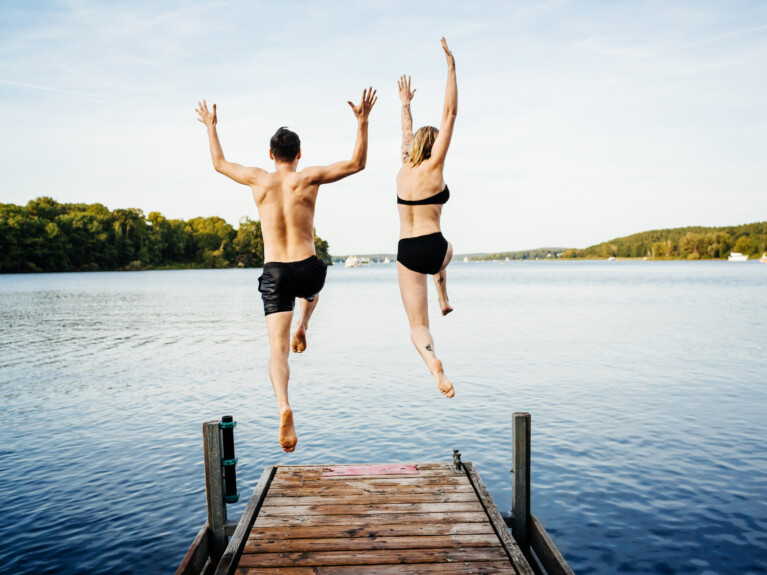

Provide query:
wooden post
left=203, top=420, right=227, bottom=564
left=512, top=412, right=531, bottom=556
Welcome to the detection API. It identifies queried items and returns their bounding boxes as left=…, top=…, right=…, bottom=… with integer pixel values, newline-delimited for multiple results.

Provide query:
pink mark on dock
left=321, top=464, right=419, bottom=477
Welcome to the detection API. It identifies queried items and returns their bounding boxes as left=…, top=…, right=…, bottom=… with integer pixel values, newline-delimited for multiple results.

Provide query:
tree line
left=0, top=197, right=331, bottom=273
left=474, top=248, right=566, bottom=261
left=561, top=222, right=767, bottom=259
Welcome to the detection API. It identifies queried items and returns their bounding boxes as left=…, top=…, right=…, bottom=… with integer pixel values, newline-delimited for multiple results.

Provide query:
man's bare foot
left=429, top=359, right=455, bottom=398
left=291, top=326, right=307, bottom=353
left=279, top=407, right=298, bottom=452
left=439, top=298, right=454, bottom=316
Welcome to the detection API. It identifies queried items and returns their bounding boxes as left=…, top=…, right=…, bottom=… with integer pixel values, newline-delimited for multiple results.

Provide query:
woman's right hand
left=398, top=75, right=416, bottom=105
left=441, top=37, right=455, bottom=69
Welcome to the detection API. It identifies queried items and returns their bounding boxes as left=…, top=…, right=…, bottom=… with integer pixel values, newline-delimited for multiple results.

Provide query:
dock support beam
left=512, top=412, right=531, bottom=556
left=203, top=420, right=228, bottom=564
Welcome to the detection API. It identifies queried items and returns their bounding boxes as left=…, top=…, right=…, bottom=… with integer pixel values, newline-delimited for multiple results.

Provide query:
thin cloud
left=647, top=24, right=767, bottom=57
left=574, top=25, right=767, bottom=60
left=0, top=79, right=102, bottom=99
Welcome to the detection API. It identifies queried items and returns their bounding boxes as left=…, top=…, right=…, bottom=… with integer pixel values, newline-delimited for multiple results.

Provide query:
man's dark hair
left=270, top=127, right=301, bottom=162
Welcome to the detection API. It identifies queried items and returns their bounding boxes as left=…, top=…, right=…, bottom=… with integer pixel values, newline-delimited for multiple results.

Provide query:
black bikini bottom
left=397, top=232, right=449, bottom=275
left=258, top=256, right=327, bottom=315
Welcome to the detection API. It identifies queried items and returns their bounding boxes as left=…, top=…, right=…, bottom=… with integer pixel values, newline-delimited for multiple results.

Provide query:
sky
left=1, top=0, right=766, bottom=255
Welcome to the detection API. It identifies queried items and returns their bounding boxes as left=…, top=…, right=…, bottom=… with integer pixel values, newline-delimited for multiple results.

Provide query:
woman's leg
left=398, top=262, right=455, bottom=397
left=432, top=241, right=454, bottom=316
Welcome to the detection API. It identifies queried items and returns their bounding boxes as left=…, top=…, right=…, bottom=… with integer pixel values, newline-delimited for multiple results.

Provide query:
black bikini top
left=397, top=185, right=450, bottom=206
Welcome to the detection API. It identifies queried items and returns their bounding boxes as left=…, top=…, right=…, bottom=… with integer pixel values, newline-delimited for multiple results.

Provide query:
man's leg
left=265, top=310, right=298, bottom=452
left=291, top=295, right=320, bottom=354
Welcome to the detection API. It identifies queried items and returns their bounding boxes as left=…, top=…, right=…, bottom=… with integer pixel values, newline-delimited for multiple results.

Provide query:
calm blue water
left=1, top=261, right=766, bottom=574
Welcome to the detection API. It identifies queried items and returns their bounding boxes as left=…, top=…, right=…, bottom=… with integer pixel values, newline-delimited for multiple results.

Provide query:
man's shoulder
left=293, top=167, right=325, bottom=188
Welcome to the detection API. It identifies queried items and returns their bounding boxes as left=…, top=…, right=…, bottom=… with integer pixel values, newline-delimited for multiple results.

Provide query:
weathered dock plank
left=269, top=476, right=473, bottom=488
left=464, top=461, right=535, bottom=575
left=260, top=501, right=485, bottom=515
left=237, top=546, right=511, bottom=567
left=264, top=492, right=478, bottom=504
left=213, top=466, right=276, bottom=575
left=235, top=562, right=517, bottom=574
left=253, top=511, right=492, bottom=527
left=247, top=522, right=495, bottom=539
left=244, top=533, right=502, bottom=553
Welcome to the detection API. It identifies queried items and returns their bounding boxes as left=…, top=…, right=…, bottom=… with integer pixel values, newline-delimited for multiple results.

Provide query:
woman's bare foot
left=279, top=407, right=298, bottom=452
left=439, top=298, right=454, bottom=316
left=291, top=326, right=307, bottom=353
left=429, top=359, right=455, bottom=398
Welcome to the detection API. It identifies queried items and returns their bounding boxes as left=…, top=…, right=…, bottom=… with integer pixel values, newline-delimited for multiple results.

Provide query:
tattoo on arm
left=425, top=344, right=433, bottom=352
left=401, top=104, right=413, bottom=163
left=437, top=274, right=444, bottom=285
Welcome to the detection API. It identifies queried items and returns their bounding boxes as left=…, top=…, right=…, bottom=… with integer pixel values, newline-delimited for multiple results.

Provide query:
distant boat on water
left=760, top=253, right=767, bottom=263
left=607, top=256, right=616, bottom=261
left=728, top=252, right=748, bottom=262
left=383, top=257, right=390, bottom=264
left=345, top=256, right=371, bottom=268
left=463, top=256, right=469, bottom=263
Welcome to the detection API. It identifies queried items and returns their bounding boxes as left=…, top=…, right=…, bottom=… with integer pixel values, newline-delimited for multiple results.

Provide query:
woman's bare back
left=396, top=161, right=446, bottom=239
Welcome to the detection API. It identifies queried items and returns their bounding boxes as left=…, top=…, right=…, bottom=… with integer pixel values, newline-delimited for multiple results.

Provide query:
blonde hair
left=410, top=126, right=439, bottom=167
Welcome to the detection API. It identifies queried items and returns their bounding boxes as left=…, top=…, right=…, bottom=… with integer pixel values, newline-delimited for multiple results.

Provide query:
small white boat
left=728, top=252, right=748, bottom=262
left=760, top=253, right=767, bottom=263
left=463, top=256, right=469, bottom=263
left=607, top=256, right=616, bottom=261
left=345, top=256, right=371, bottom=268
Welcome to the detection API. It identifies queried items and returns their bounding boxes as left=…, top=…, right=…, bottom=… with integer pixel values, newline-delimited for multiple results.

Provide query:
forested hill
left=0, top=197, right=332, bottom=273
left=561, top=222, right=767, bottom=259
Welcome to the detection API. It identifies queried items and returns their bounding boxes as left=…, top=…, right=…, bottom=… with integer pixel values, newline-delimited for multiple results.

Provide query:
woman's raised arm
left=398, top=75, right=416, bottom=163
left=430, top=38, right=457, bottom=166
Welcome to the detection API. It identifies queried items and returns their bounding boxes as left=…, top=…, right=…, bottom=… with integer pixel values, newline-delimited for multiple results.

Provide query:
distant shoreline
left=3, top=256, right=765, bottom=275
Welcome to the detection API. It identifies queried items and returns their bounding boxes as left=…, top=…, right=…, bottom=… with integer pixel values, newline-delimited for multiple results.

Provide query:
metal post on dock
left=512, top=411, right=531, bottom=556
left=220, top=416, right=239, bottom=505
left=203, top=419, right=227, bottom=564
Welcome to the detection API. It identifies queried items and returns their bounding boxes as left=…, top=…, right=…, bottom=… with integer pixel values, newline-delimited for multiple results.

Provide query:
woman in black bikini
left=396, top=38, right=456, bottom=398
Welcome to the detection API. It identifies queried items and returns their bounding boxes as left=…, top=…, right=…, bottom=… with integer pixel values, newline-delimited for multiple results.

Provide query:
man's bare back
left=249, top=171, right=319, bottom=263
left=196, top=89, right=377, bottom=452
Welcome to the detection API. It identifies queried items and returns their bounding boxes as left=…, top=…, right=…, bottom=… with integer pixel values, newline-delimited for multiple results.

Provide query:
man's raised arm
left=196, top=100, right=264, bottom=186
left=303, top=88, right=377, bottom=185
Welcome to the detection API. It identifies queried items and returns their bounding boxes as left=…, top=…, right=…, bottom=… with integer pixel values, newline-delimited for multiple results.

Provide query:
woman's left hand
left=398, top=75, right=416, bottom=105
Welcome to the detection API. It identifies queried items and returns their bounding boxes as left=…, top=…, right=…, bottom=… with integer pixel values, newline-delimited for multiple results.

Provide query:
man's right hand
left=348, top=88, right=377, bottom=122
left=196, top=100, right=217, bottom=128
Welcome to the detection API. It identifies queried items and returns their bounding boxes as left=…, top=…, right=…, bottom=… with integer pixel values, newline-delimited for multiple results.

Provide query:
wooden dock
left=216, top=462, right=533, bottom=574
left=177, top=414, right=574, bottom=575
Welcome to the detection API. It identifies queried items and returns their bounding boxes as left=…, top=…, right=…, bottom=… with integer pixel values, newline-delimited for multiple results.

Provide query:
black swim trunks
left=258, top=256, right=327, bottom=316
left=397, top=232, right=449, bottom=275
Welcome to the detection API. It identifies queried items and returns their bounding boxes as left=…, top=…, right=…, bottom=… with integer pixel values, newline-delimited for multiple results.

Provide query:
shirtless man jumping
left=196, top=88, right=377, bottom=452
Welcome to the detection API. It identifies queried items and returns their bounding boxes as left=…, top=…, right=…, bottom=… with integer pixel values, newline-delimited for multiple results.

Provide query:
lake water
left=0, top=261, right=766, bottom=574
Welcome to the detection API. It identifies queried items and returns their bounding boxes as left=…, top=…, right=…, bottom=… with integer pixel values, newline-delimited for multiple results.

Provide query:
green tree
left=314, top=229, right=332, bottom=265
left=734, top=235, right=752, bottom=255
left=234, top=218, right=264, bottom=267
